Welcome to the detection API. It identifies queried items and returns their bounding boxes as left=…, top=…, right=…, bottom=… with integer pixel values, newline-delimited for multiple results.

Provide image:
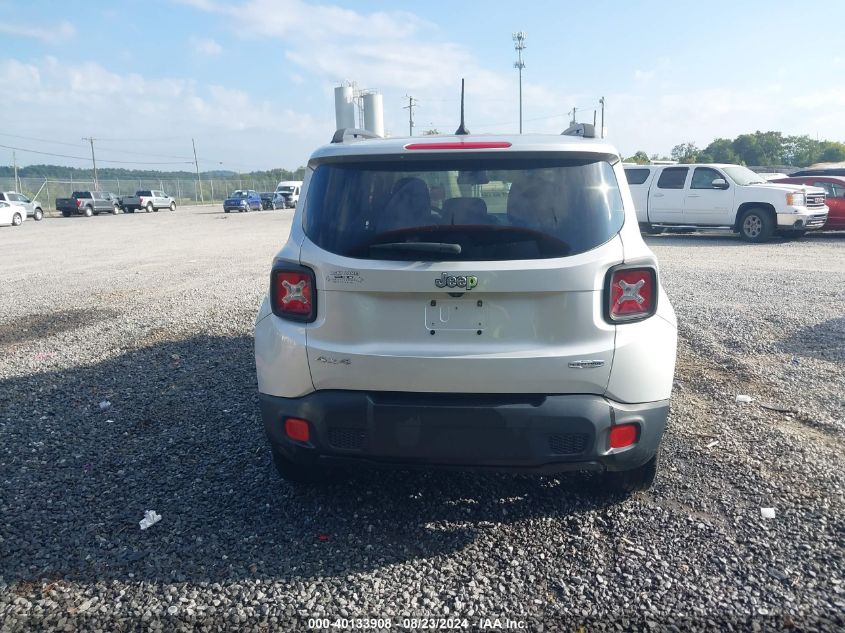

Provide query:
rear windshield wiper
left=368, top=242, right=462, bottom=255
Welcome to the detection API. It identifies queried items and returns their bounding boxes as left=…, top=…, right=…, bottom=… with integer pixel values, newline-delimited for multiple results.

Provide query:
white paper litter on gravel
left=761, top=507, right=776, bottom=519
left=139, top=510, right=162, bottom=530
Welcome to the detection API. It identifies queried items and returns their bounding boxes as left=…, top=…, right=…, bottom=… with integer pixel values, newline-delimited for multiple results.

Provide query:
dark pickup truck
left=56, top=191, right=121, bottom=217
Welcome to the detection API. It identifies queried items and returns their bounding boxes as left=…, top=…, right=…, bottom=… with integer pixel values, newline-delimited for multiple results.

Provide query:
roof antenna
left=454, top=78, right=470, bottom=135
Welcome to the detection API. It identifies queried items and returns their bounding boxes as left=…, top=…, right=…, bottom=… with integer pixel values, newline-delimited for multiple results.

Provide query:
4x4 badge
left=435, top=272, right=478, bottom=290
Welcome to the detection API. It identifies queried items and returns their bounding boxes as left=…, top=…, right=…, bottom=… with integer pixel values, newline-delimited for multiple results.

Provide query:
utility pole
left=192, top=138, right=204, bottom=204
left=81, top=136, right=98, bottom=189
left=403, top=95, right=417, bottom=136
left=12, top=151, right=19, bottom=192
left=512, top=31, right=526, bottom=134
left=569, top=107, right=577, bottom=125
left=593, top=110, right=597, bottom=128
left=599, top=96, right=605, bottom=138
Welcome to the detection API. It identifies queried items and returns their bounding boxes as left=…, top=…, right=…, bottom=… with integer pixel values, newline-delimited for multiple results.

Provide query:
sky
left=2, top=0, right=845, bottom=172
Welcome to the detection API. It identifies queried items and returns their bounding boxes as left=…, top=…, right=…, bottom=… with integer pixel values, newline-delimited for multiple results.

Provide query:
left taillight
left=270, top=264, right=316, bottom=322
left=605, top=266, right=657, bottom=323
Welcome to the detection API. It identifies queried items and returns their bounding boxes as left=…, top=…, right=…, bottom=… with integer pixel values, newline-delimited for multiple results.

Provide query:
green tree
left=623, top=151, right=650, bottom=164
left=817, top=142, right=845, bottom=163
left=783, top=135, right=819, bottom=167
left=670, top=142, right=700, bottom=164
left=732, top=131, right=785, bottom=166
left=699, top=138, right=738, bottom=164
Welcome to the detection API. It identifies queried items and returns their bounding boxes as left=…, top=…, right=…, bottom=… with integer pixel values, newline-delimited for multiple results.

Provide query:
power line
left=0, top=131, right=197, bottom=160
left=0, top=143, right=194, bottom=165
left=0, top=132, right=85, bottom=148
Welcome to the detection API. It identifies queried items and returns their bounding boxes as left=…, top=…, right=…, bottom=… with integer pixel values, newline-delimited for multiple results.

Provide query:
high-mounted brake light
left=404, top=141, right=512, bottom=151
left=271, top=265, right=317, bottom=322
left=605, top=267, right=657, bottom=323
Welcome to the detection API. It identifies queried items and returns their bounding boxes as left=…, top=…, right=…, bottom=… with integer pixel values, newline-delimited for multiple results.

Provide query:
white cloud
left=190, top=36, right=223, bottom=57
left=0, top=56, right=326, bottom=170
left=0, top=21, right=75, bottom=44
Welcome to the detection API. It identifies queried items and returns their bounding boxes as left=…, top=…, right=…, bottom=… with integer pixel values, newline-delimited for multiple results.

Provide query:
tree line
left=625, top=131, right=845, bottom=167
left=0, top=164, right=307, bottom=182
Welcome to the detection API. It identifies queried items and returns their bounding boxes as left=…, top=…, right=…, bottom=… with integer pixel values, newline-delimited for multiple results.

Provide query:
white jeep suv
left=255, top=129, right=678, bottom=492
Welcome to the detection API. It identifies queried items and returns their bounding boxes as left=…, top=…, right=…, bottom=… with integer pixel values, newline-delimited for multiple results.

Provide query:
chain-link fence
left=0, top=177, right=284, bottom=210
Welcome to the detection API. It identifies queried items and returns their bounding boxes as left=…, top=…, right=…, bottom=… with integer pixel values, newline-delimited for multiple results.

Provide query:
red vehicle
left=772, top=176, right=845, bottom=230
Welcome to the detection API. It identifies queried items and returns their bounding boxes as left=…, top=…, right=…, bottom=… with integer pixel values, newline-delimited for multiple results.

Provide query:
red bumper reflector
left=609, top=424, right=638, bottom=449
left=404, top=141, right=512, bottom=150
left=284, top=418, right=310, bottom=442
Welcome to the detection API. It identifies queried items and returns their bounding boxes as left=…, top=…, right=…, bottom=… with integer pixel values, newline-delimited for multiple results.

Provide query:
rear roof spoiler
left=331, top=128, right=382, bottom=144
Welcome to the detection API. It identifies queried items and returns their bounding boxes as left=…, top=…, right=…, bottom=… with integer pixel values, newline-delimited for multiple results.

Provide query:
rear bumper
left=260, top=391, right=669, bottom=473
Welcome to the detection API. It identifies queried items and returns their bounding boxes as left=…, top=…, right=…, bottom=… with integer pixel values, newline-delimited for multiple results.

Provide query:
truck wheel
left=12, top=212, right=23, bottom=226
left=34, top=208, right=44, bottom=221
left=146, top=203, right=154, bottom=213
left=169, top=202, right=176, bottom=212
left=224, top=209, right=230, bottom=213
left=270, top=445, right=340, bottom=485
left=84, top=206, right=94, bottom=217
left=62, top=210, right=71, bottom=218
left=739, top=207, right=774, bottom=242
left=603, top=456, right=658, bottom=494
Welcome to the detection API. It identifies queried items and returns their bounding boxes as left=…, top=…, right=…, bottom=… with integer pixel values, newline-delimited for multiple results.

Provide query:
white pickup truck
left=624, top=164, right=828, bottom=241
left=120, top=189, right=176, bottom=213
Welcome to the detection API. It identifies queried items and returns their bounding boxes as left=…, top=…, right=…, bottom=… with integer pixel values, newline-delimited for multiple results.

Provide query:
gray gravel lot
left=0, top=208, right=843, bottom=631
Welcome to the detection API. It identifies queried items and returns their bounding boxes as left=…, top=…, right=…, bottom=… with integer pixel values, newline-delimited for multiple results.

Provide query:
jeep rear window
left=303, top=158, right=624, bottom=261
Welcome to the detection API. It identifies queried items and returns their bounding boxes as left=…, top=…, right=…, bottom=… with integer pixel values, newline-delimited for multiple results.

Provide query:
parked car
left=259, top=192, right=277, bottom=210
left=274, top=180, right=302, bottom=208
left=101, top=192, right=122, bottom=211
left=771, top=175, right=845, bottom=230
left=788, top=168, right=845, bottom=177
left=254, top=128, right=678, bottom=493
left=0, top=191, right=44, bottom=221
left=273, top=192, right=287, bottom=209
left=55, top=191, right=121, bottom=217
left=624, top=164, right=828, bottom=241
left=121, top=190, right=176, bottom=213
left=224, top=190, right=261, bottom=213
left=0, top=200, right=25, bottom=227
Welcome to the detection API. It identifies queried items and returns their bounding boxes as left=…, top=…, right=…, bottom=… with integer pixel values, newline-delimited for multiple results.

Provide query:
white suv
left=255, top=129, right=678, bottom=492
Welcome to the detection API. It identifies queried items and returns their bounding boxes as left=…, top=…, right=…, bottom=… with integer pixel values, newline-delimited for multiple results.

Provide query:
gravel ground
left=0, top=209, right=843, bottom=631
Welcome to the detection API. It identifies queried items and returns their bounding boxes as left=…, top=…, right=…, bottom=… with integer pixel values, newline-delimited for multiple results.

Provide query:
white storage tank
left=334, top=84, right=356, bottom=130
left=362, top=92, right=385, bottom=138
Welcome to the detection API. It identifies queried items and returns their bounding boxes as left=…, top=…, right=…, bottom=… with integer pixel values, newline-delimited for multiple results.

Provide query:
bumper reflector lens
left=609, top=423, right=638, bottom=449
left=284, top=418, right=310, bottom=442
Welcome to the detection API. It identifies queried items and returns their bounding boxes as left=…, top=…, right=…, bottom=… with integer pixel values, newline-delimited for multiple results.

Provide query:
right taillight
left=606, top=266, right=657, bottom=323
left=76, top=199, right=82, bottom=207
left=270, top=264, right=316, bottom=322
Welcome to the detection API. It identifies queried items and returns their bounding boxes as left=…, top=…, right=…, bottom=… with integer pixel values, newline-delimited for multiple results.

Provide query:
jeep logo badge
left=435, top=272, right=478, bottom=290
